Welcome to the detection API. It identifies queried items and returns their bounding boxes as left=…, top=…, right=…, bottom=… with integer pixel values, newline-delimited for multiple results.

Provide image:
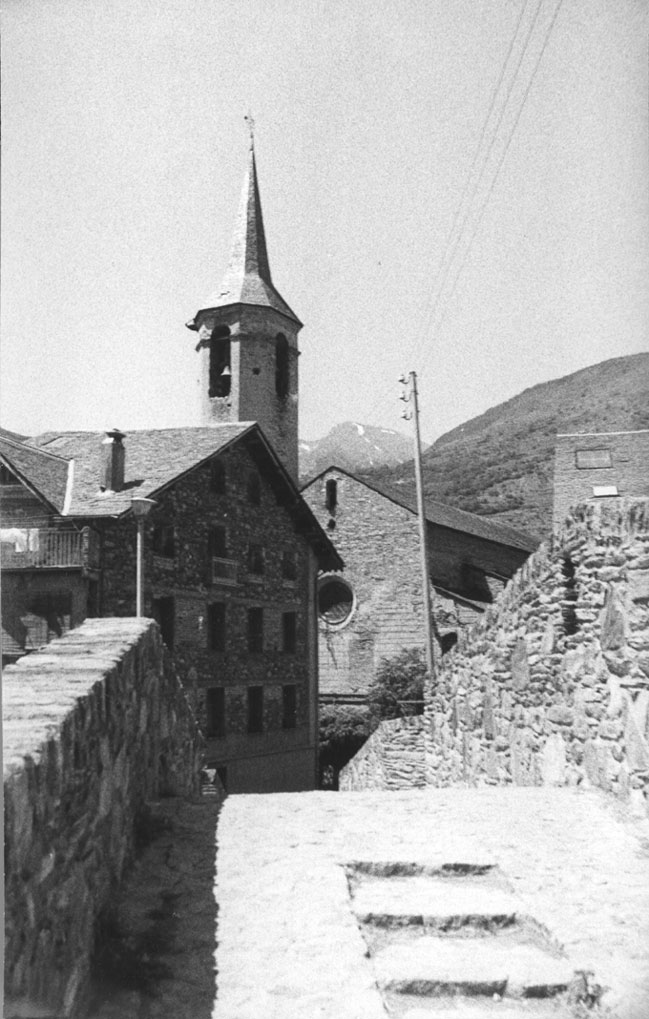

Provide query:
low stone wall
left=3, top=617, right=204, bottom=1019
left=339, top=716, right=424, bottom=790
left=342, top=500, right=649, bottom=815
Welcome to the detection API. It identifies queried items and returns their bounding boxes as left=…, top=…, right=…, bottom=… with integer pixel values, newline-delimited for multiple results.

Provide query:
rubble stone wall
left=342, top=500, right=649, bottom=818
left=3, top=617, right=204, bottom=1019
left=339, top=715, right=425, bottom=790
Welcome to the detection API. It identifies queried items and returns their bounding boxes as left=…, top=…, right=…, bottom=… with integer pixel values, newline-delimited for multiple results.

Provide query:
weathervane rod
left=244, top=112, right=255, bottom=149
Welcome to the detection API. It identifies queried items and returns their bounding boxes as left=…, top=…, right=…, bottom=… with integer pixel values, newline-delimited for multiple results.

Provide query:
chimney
left=101, top=429, right=126, bottom=492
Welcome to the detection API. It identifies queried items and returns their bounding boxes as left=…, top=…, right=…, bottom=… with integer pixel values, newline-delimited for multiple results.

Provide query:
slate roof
left=302, top=465, right=538, bottom=554
left=28, top=424, right=252, bottom=517
left=0, top=431, right=70, bottom=512
left=187, top=143, right=301, bottom=328
left=11, top=424, right=342, bottom=571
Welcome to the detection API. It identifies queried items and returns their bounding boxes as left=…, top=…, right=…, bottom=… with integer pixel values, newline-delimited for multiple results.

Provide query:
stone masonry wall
left=339, top=716, right=425, bottom=791
left=342, top=500, right=649, bottom=818
left=3, top=617, right=203, bottom=1019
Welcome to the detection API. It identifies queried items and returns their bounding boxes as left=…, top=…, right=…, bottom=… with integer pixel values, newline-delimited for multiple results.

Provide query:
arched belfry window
left=209, top=326, right=231, bottom=398
left=275, top=334, right=289, bottom=399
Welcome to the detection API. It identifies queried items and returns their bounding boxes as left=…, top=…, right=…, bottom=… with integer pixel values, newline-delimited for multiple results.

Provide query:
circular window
left=318, top=576, right=355, bottom=627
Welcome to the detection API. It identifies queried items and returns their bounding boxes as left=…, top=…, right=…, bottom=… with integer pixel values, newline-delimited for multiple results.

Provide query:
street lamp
left=131, top=496, right=156, bottom=617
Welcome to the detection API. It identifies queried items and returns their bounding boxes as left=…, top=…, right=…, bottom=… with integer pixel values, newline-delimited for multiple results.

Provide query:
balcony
left=211, top=556, right=238, bottom=586
left=0, top=527, right=100, bottom=572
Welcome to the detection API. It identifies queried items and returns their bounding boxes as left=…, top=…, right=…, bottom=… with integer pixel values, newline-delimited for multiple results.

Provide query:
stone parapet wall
left=423, top=499, right=649, bottom=814
left=3, top=617, right=204, bottom=1019
left=339, top=716, right=425, bottom=791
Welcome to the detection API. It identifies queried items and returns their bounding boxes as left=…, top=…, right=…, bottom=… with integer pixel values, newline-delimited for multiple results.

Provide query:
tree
left=367, top=647, right=426, bottom=725
left=318, top=705, right=373, bottom=790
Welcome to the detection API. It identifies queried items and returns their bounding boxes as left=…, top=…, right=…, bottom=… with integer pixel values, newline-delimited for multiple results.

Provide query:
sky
left=1, top=0, right=648, bottom=445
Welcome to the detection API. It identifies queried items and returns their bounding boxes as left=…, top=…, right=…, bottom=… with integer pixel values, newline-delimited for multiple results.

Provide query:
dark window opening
left=152, top=596, right=175, bottom=650
left=281, top=550, right=297, bottom=581
left=325, top=478, right=337, bottom=513
left=247, top=471, right=261, bottom=505
left=282, top=685, right=297, bottom=729
left=248, top=543, right=265, bottom=575
left=152, top=524, right=175, bottom=558
left=216, top=766, right=228, bottom=791
left=207, top=602, right=226, bottom=652
left=207, top=526, right=227, bottom=559
left=282, top=612, right=297, bottom=653
left=87, top=580, right=99, bottom=618
left=275, top=334, right=289, bottom=399
left=561, top=557, right=579, bottom=635
left=247, top=686, right=263, bottom=733
left=460, top=563, right=493, bottom=603
left=209, top=327, right=231, bottom=398
left=206, top=687, right=225, bottom=738
left=0, top=465, right=18, bottom=485
left=441, top=631, right=458, bottom=655
left=247, top=608, right=264, bottom=653
left=318, top=577, right=354, bottom=626
left=210, top=459, right=226, bottom=494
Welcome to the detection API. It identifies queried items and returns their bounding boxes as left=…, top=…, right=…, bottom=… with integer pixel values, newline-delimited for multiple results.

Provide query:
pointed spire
left=192, top=130, right=301, bottom=327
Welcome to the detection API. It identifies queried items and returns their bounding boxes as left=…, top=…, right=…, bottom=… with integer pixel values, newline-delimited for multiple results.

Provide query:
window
left=248, top=543, right=265, bottom=576
left=0, top=465, right=17, bottom=485
left=152, top=596, right=175, bottom=650
left=216, top=766, right=228, bottom=791
left=275, top=334, right=289, bottom=399
left=575, top=448, right=612, bottom=470
left=207, top=526, right=227, bottom=559
left=152, top=524, right=175, bottom=558
left=282, top=685, right=297, bottom=730
left=281, top=550, right=297, bottom=581
left=282, top=612, right=297, bottom=653
left=206, top=687, right=225, bottom=738
left=207, top=603, right=226, bottom=651
left=247, top=471, right=261, bottom=505
left=247, top=686, right=263, bottom=733
left=210, top=459, right=226, bottom=494
left=325, top=478, right=337, bottom=513
left=318, top=576, right=355, bottom=627
left=209, top=327, right=231, bottom=397
left=247, top=608, right=264, bottom=653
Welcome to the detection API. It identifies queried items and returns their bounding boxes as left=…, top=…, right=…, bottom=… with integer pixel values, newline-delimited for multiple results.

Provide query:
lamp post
left=131, top=496, right=156, bottom=617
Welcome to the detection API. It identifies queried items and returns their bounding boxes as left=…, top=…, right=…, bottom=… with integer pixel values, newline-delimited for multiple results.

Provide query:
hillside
left=299, top=421, right=415, bottom=479
left=364, top=353, right=649, bottom=540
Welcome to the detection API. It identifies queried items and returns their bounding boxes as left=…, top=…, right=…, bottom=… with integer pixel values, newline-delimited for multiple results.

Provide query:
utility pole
left=399, top=371, right=436, bottom=693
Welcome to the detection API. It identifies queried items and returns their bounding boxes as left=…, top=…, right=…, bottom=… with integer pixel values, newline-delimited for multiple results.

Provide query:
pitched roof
left=17, top=424, right=341, bottom=571
left=188, top=143, right=301, bottom=328
left=0, top=432, right=70, bottom=512
left=301, top=465, right=538, bottom=553
left=28, top=424, right=253, bottom=517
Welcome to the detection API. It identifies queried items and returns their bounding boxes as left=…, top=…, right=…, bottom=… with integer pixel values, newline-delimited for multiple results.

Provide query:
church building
left=1, top=139, right=341, bottom=794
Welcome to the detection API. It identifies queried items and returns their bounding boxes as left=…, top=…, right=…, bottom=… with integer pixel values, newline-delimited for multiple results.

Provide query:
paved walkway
left=214, top=788, right=649, bottom=1019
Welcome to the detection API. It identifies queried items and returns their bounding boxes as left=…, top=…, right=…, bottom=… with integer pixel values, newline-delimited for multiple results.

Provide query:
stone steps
left=374, top=938, right=574, bottom=998
left=347, top=864, right=587, bottom=1018
left=352, top=876, right=519, bottom=932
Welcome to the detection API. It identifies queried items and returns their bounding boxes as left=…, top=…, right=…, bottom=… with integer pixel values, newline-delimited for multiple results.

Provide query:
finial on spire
left=244, top=112, right=255, bottom=150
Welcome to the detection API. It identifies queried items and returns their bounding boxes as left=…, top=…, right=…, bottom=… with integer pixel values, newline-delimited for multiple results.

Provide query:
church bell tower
left=186, top=135, right=302, bottom=481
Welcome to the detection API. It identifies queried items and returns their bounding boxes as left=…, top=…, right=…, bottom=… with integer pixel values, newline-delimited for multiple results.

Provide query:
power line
left=423, top=0, right=564, bottom=344
left=409, top=0, right=548, bottom=369
left=413, top=0, right=536, bottom=354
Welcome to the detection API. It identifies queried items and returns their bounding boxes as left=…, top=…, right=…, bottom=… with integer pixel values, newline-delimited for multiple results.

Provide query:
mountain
left=364, top=354, right=649, bottom=541
left=299, top=421, right=416, bottom=479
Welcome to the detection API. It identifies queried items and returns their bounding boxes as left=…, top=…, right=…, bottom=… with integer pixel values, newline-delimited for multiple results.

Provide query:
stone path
left=87, top=797, right=220, bottom=1019
left=214, top=788, right=649, bottom=1019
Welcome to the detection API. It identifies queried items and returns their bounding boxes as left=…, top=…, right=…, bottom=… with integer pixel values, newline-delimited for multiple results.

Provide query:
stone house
left=301, top=466, right=537, bottom=704
left=553, top=428, right=649, bottom=532
left=1, top=424, right=341, bottom=793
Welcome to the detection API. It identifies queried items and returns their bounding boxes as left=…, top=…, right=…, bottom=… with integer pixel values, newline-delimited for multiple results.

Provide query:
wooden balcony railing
left=0, top=527, right=100, bottom=571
